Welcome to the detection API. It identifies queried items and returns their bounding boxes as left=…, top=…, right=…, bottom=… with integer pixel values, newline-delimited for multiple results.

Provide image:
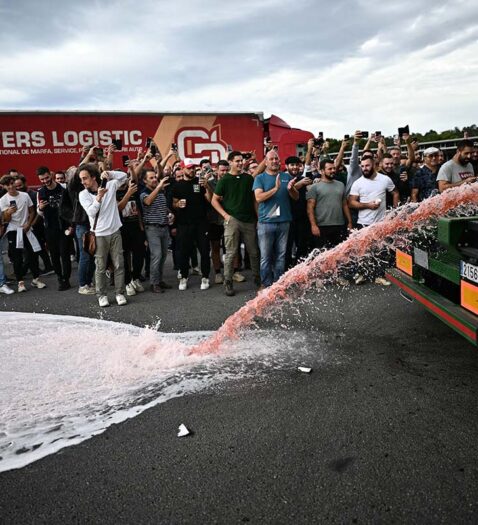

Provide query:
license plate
left=460, top=261, right=478, bottom=284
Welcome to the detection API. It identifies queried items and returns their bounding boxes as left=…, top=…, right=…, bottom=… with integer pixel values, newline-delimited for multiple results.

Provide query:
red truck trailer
left=0, top=111, right=313, bottom=184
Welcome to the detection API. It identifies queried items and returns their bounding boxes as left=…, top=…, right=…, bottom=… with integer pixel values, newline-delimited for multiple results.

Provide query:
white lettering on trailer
left=2, top=132, right=16, bottom=147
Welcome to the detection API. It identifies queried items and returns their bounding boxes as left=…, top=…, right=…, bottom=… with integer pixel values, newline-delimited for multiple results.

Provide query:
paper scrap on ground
left=178, top=424, right=191, bottom=437
left=298, top=367, right=312, bottom=373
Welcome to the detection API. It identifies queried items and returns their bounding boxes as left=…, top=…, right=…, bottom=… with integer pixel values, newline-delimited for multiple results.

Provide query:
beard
left=362, top=170, right=374, bottom=179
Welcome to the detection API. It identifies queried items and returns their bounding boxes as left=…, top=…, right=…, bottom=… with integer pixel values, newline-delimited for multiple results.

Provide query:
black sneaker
left=224, top=280, right=235, bottom=297
left=159, top=281, right=172, bottom=289
left=58, top=280, right=71, bottom=291
left=151, top=284, right=164, bottom=293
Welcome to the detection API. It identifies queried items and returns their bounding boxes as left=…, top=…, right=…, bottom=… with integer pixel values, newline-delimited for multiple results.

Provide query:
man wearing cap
left=411, top=147, right=440, bottom=202
left=172, top=158, right=212, bottom=291
left=437, top=140, right=476, bottom=192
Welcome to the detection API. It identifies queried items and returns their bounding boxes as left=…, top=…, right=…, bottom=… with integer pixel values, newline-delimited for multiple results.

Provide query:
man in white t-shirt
left=0, top=174, right=46, bottom=292
left=78, top=164, right=128, bottom=307
left=348, top=157, right=399, bottom=285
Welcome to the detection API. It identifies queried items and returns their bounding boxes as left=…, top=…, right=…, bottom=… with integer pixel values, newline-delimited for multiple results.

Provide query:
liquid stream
left=1, top=185, right=477, bottom=473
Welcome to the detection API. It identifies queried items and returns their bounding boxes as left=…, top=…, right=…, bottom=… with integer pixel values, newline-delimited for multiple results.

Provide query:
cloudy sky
left=1, top=0, right=477, bottom=137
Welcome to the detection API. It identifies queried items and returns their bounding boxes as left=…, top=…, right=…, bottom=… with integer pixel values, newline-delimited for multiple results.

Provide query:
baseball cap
left=423, top=147, right=440, bottom=157
left=180, top=158, right=196, bottom=169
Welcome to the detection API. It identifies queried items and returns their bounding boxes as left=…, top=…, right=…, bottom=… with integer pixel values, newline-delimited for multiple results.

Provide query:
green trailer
left=386, top=216, right=478, bottom=346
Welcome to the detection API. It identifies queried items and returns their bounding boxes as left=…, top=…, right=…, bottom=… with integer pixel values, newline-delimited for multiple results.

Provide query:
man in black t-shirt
left=172, top=159, right=212, bottom=291
left=37, top=167, right=72, bottom=290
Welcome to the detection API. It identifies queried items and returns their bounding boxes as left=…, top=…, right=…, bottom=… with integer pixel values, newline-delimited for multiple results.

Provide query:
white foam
left=0, top=312, right=314, bottom=472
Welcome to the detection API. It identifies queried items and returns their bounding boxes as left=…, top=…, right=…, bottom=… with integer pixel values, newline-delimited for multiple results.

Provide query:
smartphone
left=122, top=155, right=130, bottom=167
left=227, top=144, right=233, bottom=152
left=375, top=131, right=381, bottom=137
left=398, top=125, right=409, bottom=138
left=242, top=152, right=252, bottom=160
left=100, top=178, right=108, bottom=189
left=171, top=143, right=178, bottom=151
left=318, top=132, right=324, bottom=138
left=112, top=139, right=123, bottom=150
left=9, top=200, right=16, bottom=208
left=95, top=147, right=104, bottom=160
left=313, top=138, right=324, bottom=147
left=361, top=131, right=369, bottom=138
left=344, top=134, right=350, bottom=140
left=150, top=143, right=158, bottom=156
left=145, top=137, right=152, bottom=148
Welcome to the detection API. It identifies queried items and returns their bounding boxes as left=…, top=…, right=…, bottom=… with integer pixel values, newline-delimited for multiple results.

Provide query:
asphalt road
left=0, top=259, right=477, bottom=524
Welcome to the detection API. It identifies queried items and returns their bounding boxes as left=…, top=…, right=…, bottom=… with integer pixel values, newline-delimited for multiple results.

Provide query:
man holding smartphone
left=78, top=165, right=128, bottom=307
left=0, top=174, right=46, bottom=292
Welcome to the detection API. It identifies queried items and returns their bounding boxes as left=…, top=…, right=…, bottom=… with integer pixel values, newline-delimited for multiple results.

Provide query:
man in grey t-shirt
left=437, top=140, right=476, bottom=192
left=306, top=159, right=353, bottom=249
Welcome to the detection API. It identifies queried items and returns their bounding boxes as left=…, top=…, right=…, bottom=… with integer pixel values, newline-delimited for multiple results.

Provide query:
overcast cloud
left=1, top=0, right=477, bottom=136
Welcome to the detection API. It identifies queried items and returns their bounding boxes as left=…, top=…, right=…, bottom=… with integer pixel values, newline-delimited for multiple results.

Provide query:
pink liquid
left=192, top=185, right=478, bottom=355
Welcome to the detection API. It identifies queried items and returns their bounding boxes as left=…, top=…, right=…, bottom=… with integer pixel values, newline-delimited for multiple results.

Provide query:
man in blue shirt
left=253, top=150, right=299, bottom=287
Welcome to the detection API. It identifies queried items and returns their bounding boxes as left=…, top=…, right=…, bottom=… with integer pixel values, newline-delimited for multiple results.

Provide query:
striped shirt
left=140, top=188, right=168, bottom=225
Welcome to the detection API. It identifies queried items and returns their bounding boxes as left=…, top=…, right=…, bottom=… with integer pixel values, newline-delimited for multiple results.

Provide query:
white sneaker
left=18, top=281, right=26, bottom=293
left=31, top=278, right=46, bottom=289
left=200, top=278, right=210, bottom=290
left=132, top=279, right=144, bottom=292
left=0, top=283, right=14, bottom=295
left=354, top=274, right=366, bottom=285
left=116, top=294, right=127, bottom=306
left=375, top=277, right=391, bottom=286
left=70, top=254, right=76, bottom=262
left=78, top=285, right=95, bottom=295
left=179, top=277, right=188, bottom=291
left=214, top=273, right=224, bottom=284
left=98, top=295, right=110, bottom=307
left=177, top=270, right=182, bottom=280
left=125, top=282, right=137, bottom=296
left=232, top=272, right=246, bottom=282
left=337, top=277, right=349, bottom=287
left=192, top=266, right=201, bottom=275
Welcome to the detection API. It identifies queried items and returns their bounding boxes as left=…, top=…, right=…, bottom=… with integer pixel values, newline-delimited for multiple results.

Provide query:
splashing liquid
left=192, top=185, right=478, bottom=355
left=1, top=185, right=476, bottom=472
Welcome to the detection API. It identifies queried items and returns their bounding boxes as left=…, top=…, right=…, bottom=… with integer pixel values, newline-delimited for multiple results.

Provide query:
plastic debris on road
left=298, top=366, right=312, bottom=373
left=178, top=424, right=191, bottom=437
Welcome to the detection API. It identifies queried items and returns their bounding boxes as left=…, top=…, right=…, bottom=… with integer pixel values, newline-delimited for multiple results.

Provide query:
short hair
left=227, top=150, right=242, bottom=161
left=36, top=166, right=50, bottom=176
left=56, top=171, right=65, bottom=176
left=77, top=163, right=100, bottom=183
left=319, top=158, right=334, bottom=170
left=8, top=168, right=18, bottom=174
left=458, top=139, right=474, bottom=150
left=382, top=153, right=393, bottom=160
left=389, top=146, right=400, bottom=153
left=217, top=160, right=229, bottom=168
left=0, top=174, right=15, bottom=186
left=15, top=173, right=26, bottom=183
left=362, top=149, right=375, bottom=157
left=285, top=156, right=300, bottom=165
left=199, top=159, right=210, bottom=167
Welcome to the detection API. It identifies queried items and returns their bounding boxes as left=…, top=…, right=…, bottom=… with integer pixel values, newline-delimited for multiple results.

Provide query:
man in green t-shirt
left=212, top=151, right=260, bottom=296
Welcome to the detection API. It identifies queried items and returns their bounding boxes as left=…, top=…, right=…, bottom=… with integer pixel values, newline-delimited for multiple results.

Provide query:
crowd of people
left=0, top=131, right=477, bottom=306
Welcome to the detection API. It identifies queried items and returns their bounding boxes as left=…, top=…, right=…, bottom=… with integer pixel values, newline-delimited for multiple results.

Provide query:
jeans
left=95, top=230, right=125, bottom=296
left=223, top=217, right=260, bottom=282
left=144, top=225, right=169, bottom=285
left=75, top=223, right=95, bottom=287
left=257, top=221, right=290, bottom=287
